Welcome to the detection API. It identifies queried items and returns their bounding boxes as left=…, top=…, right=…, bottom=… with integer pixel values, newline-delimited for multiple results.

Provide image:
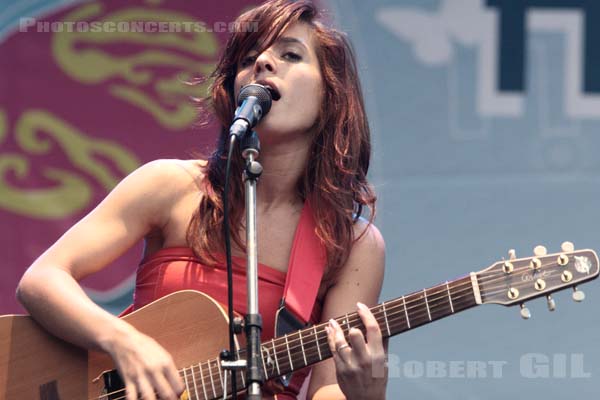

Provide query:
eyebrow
left=243, top=36, right=309, bottom=58
left=274, top=36, right=308, bottom=51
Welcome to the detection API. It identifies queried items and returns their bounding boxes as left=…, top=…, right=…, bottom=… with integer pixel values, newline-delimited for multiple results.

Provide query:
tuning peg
left=520, top=303, right=531, bottom=319
left=508, top=249, right=516, bottom=260
left=546, top=295, right=556, bottom=311
left=561, top=241, right=575, bottom=252
left=502, top=261, right=514, bottom=274
left=572, top=286, right=585, bottom=302
left=534, top=245, right=547, bottom=256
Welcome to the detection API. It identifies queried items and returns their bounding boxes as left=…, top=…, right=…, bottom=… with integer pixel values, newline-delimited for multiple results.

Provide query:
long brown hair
left=187, top=0, right=376, bottom=283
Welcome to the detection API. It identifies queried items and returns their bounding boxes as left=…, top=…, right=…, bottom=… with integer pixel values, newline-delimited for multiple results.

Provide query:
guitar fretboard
left=178, top=274, right=478, bottom=400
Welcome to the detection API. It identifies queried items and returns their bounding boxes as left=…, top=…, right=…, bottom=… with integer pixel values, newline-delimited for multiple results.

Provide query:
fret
left=231, top=370, right=244, bottom=395
left=299, top=330, right=307, bottom=366
left=446, top=281, right=455, bottom=313
left=402, top=296, right=411, bottom=329
left=207, top=359, right=217, bottom=399
left=216, top=358, right=224, bottom=395
left=381, top=302, right=391, bottom=336
left=222, top=370, right=228, bottom=400
left=423, top=288, right=432, bottom=321
left=428, top=284, right=453, bottom=320
left=239, top=361, right=246, bottom=387
left=261, top=346, right=269, bottom=380
left=190, top=364, right=201, bottom=400
left=344, top=313, right=350, bottom=331
left=314, top=325, right=323, bottom=360
left=198, top=362, right=208, bottom=400
left=445, top=277, right=470, bottom=313
left=453, top=275, right=481, bottom=311
left=182, top=367, right=191, bottom=400
left=272, top=340, right=281, bottom=376
left=284, top=334, right=294, bottom=370
left=404, top=292, right=430, bottom=328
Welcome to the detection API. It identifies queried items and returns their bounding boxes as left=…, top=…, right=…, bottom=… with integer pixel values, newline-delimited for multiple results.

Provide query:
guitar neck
left=185, top=274, right=479, bottom=399
left=260, top=274, right=479, bottom=381
left=162, top=247, right=600, bottom=399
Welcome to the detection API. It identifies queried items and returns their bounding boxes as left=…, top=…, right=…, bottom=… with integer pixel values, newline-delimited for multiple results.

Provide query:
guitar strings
left=91, top=285, right=473, bottom=400
left=265, top=260, right=570, bottom=373
left=253, top=258, right=583, bottom=388
left=242, top=261, right=569, bottom=380
left=473, top=251, right=591, bottom=283
left=105, top=268, right=556, bottom=400
left=92, top=258, right=577, bottom=400
left=113, top=275, right=555, bottom=400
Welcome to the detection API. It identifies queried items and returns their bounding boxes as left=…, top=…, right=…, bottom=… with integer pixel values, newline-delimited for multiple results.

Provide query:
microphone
left=229, top=83, right=272, bottom=138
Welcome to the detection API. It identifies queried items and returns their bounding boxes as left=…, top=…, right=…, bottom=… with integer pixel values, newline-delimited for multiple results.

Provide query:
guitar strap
left=274, top=200, right=327, bottom=387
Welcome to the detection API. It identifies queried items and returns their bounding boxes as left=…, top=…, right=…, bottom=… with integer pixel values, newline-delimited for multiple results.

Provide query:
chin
left=254, top=125, right=304, bottom=144
left=255, top=117, right=289, bottom=137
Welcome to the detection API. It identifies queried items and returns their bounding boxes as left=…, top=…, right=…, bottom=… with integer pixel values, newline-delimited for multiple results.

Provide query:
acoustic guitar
left=0, top=246, right=597, bottom=400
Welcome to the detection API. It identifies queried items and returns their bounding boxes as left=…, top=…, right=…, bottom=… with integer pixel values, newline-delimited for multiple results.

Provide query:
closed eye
left=282, top=51, right=302, bottom=62
left=240, top=55, right=257, bottom=68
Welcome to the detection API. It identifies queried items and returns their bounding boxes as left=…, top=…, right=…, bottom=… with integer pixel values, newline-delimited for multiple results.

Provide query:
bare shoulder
left=120, top=158, right=207, bottom=222
left=335, top=218, right=386, bottom=284
left=24, top=159, right=209, bottom=279
left=320, top=218, right=386, bottom=312
left=132, top=159, right=206, bottom=189
left=352, top=218, right=386, bottom=256
left=123, top=158, right=202, bottom=198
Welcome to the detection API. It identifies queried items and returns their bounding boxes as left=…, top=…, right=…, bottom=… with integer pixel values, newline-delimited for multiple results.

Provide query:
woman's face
left=234, top=21, right=324, bottom=143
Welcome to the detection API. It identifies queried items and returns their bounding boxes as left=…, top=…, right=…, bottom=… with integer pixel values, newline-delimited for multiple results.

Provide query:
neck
left=253, top=134, right=311, bottom=210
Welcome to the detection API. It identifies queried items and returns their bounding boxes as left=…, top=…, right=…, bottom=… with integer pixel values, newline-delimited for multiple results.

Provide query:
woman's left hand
left=325, top=302, right=388, bottom=400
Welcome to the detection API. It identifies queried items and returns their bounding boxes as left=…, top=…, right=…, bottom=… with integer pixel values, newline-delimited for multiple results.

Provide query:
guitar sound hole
left=102, top=370, right=125, bottom=400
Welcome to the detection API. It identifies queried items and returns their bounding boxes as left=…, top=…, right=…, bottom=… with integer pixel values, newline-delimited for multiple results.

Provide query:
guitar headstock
left=476, top=243, right=598, bottom=317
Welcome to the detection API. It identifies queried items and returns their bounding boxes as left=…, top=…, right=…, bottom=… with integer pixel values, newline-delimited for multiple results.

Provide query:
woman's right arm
left=16, top=159, right=191, bottom=400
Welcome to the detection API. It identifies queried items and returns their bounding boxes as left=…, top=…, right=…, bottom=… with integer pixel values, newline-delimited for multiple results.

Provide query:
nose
left=253, top=50, right=276, bottom=75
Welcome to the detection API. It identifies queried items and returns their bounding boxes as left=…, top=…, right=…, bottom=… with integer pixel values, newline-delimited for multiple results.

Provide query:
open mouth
left=263, top=85, right=281, bottom=101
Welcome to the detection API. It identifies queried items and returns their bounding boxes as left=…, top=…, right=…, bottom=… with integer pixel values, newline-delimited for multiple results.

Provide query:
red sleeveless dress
left=122, top=204, right=324, bottom=399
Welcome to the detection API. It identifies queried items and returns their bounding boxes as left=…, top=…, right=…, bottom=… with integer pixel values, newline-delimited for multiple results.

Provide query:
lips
left=264, top=85, right=281, bottom=101
left=255, top=80, right=281, bottom=101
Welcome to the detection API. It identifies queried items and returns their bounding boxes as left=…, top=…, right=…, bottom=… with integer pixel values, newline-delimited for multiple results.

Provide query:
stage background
left=1, top=0, right=599, bottom=398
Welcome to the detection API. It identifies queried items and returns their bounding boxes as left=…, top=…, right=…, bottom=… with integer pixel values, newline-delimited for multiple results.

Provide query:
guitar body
left=0, top=290, right=233, bottom=400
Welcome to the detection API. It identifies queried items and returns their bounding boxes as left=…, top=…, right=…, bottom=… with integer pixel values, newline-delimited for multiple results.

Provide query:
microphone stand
left=221, top=84, right=271, bottom=399
left=241, top=131, right=264, bottom=399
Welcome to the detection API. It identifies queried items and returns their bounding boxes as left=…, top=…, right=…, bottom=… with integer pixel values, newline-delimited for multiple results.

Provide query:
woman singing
left=17, top=1, right=387, bottom=399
